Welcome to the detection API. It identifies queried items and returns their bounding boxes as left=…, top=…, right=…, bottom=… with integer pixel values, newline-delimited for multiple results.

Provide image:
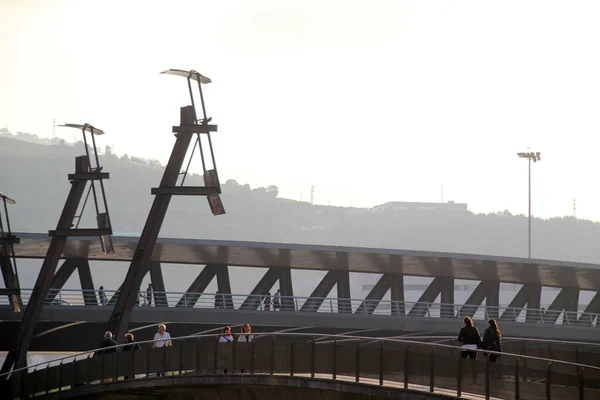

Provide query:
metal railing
left=2, top=288, right=599, bottom=327
left=1, top=332, right=600, bottom=400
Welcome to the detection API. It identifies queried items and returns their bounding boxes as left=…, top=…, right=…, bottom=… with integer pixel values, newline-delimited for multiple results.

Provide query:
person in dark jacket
left=122, top=332, right=141, bottom=379
left=95, top=331, right=117, bottom=382
left=482, top=319, right=502, bottom=363
left=95, top=331, right=117, bottom=357
left=457, top=316, right=482, bottom=360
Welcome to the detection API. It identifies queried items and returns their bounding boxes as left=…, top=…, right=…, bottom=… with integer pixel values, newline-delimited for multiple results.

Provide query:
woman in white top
left=238, top=324, right=254, bottom=343
left=152, top=324, right=171, bottom=377
left=219, top=326, right=233, bottom=343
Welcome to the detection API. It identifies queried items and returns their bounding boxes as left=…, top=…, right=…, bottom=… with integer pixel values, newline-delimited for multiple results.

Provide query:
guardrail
left=2, top=288, right=599, bottom=327
left=1, top=333, right=600, bottom=400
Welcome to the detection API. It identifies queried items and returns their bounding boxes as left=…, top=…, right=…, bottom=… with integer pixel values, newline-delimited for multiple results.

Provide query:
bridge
left=2, top=68, right=600, bottom=400
left=1, top=333, right=599, bottom=400
left=1, top=287, right=600, bottom=352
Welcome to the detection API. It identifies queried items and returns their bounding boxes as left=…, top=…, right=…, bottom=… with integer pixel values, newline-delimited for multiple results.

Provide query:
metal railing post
left=379, top=341, right=384, bottom=386
left=578, top=367, right=584, bottom=400
left=429, top=347, right=434, bottom=393
left=329, top=298, right=333, bottom=313
left=45, top=364, right=50, bottom=395
left=59, top=361, right=64, bottom=392
left=485, top=357, right=490, bottom=400
left=251, top=339, right=255, bottom=375
left=184, top=293, right=187, bottom=308
left=546, top=362, right=552, bottom=399
left=146, top=346, right=151, bottom=379
left=232, top=335, right=237, bottom=372
left=214, top=336, right=220, bottom=374
left=355, top=342, right=360, bottom=383
left=196, top=342, right=201, bottom=376
left=131, top=345, right=135, bottom=379
left=179, top=346, right=183, bottom=376
left=457, top=351, right=462, bottom=397
left=270, top=336, right=275, bottom=375
left=294, top=297, right=299, bottom=312
left=162, top=347, right=167, bottom=378
left=332, top=339, right=337, bottom=380
left=403, top=346, right=409, bottom=389
left=290, top=336, right=295, bottom=377
left=311, top=337, right=316, bottom=378
left=514, top=358, right=520, bottom=400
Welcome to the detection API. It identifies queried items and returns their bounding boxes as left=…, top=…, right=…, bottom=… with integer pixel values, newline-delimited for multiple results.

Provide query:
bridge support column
left=390, top=274, right=405, bottom=316
left=216, top=265, right=233, bottom=309
left=279, top=268, right=294, bottom=311
left=337, top=270, right=351, bottom=314
left=78, top=260, right=97, bottom=306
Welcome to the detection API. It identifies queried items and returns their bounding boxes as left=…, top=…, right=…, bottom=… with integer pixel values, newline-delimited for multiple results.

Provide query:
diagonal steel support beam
left=240, top=268, right=280, bottom=310
left=408, top=277, right=454, bottom=317
left=390, top=274, right=405, bottom=316
left=46, top=259, right=78, bottom=304
left=149, top=261, right=167, bottom=307
left=107, top=106, right=196, bottom=340
left=579, top=292, right=600, bottom=326
left=300, top=270, right=341, bottom=313
left=459, top=281, right=500, bottom=318
left=500, top=283, right=542, bottom=322
left=176, top=264, right=219, bottom=308
left=355, top=274, right=393, bottom=315
left=544, top=287, right=579, bottom=324
left=1, top=156, right=90, bottom=373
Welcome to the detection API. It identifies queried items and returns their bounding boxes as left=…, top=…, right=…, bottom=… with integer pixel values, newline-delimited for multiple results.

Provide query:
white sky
left=2, top=1, right=600, bottom=219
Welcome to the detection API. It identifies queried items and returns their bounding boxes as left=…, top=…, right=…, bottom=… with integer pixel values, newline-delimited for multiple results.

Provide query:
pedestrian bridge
left=2, top=288, right=600, bottom=351
left=1, top=333, right=600, bottom=400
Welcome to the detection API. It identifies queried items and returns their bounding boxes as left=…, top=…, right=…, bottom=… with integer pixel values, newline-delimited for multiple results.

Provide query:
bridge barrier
left=1, top=333, right=600, bottom=399
left=403, top=336, right=600, bottom=370
left=8, top=288, right=599, bottom=327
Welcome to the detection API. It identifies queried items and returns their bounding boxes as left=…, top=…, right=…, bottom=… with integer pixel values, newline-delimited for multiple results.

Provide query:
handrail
left=7, top=287, right=598, bottom=324
left=2, top=331, right=600, bottom=380
left=382, top=335, right=600, bottom=347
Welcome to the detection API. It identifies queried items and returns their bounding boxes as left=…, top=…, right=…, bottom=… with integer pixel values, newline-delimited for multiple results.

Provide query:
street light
left=517, top=151, right=541, bottom=259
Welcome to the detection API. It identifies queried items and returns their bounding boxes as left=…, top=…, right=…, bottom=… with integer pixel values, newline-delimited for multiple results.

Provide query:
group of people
left=458, top=316, right=503, bottom=362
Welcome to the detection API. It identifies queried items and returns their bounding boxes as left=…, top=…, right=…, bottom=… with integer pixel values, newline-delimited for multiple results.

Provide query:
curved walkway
left=1, top=333, right=599, bottom=399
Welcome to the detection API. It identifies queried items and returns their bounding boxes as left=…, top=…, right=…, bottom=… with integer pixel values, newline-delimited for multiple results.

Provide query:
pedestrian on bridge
left=482, top=319, right=502, bottom=363
left=98, top=286, right=107, bottom=306
left=123, top=332, right=142, bottom=380
left=152, top=324, right=172, bottom=377
left=146, top=283, right=153, bottom=307
left=95, top=331, right=117, bottom=383
left=457, top=316, right=482, bottom=384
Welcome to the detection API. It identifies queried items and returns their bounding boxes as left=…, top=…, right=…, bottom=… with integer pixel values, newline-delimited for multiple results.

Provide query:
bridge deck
left=12, top=233, right=600, bottom=289
left=3, top=334, right=599, bottom=400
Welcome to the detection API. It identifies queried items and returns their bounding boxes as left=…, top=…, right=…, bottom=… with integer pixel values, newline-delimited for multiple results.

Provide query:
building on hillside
left=370, top=201, right=468, bottom=213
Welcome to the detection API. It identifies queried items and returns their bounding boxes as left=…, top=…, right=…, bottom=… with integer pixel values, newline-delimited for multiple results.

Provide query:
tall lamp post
left=517, top=151, right=541, bottom=259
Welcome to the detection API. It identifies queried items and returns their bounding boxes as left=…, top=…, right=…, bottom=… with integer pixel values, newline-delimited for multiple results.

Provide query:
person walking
left=146, top=283, right=153, bottom=307
left=482, top=319, right=503, bottom=363
left=152, top=324, right=171, bottom=377
left=237, top=324, right=254, bottom=373
left=273, top=289, right=281, bottom=311
left=98, top=286, right=107, bottom=306
left=263, top=292, right=271, bottom=311
left=219, top=326, right=234, bottom=374
left=95, top=331, right=117, bottom=382
left=122, top=332, right=142, bottom=379
left=458, top=316, right=482, bottom=384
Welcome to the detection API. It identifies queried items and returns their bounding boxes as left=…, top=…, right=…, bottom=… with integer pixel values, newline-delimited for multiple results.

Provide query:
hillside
left=1, top=134, right=600, bottom=266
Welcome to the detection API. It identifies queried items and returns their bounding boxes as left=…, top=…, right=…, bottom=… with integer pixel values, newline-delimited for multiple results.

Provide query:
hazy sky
left=2, top=1, right=600, bottom=220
